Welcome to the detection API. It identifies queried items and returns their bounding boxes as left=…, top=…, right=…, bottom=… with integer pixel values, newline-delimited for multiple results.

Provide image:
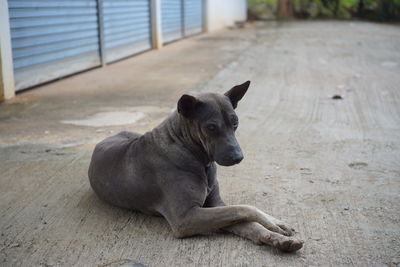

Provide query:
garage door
left=161, top=0, right=203, bottom=44
left=183, top=0, right=203, bottom=36
left=8, top=0, right=203, bottom=91
left=8, top=0, right=101, bottom=91
left=103, top=0, right=152, bottom=63
left=161, top=0, right=183, bottom=44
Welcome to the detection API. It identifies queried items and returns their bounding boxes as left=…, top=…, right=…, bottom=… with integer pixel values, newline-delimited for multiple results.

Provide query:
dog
left=88, top=81, right=303, bottom=252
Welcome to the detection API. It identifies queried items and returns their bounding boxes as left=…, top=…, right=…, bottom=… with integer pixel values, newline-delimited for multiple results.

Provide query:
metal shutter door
left=103, top=0, right=152, bottom=63
left=183, top=0, right=202, bottom=36
left=8, top=0, right=101, bottom=91
left=161, top=0, right=183, bottom=44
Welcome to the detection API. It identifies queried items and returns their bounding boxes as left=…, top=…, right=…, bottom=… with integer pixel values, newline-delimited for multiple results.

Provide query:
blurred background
left=248, top=0, right=400, bottom=21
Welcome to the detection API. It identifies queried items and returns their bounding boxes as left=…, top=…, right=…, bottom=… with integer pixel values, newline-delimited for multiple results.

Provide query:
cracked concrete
left=1, top=21, right=400, bottom=266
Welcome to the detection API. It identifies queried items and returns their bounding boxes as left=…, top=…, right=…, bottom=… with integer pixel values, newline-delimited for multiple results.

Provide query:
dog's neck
left=153, top=111, right=211, bottom=166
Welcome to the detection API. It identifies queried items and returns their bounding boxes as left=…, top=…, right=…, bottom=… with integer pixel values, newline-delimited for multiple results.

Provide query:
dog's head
left=177, top=81, right=250, bottom=166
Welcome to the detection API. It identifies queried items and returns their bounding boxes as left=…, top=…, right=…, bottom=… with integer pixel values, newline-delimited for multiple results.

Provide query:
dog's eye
left=231, top=116, right=239, bottom=130
left=207, top=124, right=217, bottom=132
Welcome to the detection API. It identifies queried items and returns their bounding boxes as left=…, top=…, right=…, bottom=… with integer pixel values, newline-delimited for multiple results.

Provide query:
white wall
left=205, top=0, right=247, bottom=32
left=0, top=0, right=15, bottom=100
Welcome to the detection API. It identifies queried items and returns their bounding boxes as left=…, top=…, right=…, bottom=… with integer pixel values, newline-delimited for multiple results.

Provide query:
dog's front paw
left=275, top=238, right=304, bottom=252
left=260, top=232, right=304, bottom=252
left=265, top=221, right=296, bottom=236
left=276, top=223, right=296, bottom=236
left=262, top=213, right=297, bottom=236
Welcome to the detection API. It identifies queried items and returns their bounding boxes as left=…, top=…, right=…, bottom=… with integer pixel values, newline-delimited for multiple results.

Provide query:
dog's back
left=88, top=131, right=163, bottom=213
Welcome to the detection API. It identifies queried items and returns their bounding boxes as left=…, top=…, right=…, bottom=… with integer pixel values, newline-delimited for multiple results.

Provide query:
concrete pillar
left=203, top=0, right=210, bottom=32
left=0, top=0, right=15, bottom=101
left=151, top=0, right=163, bottom=49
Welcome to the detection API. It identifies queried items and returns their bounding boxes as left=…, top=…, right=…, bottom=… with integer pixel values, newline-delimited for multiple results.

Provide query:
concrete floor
left=1, top=21, right=400, bottom=266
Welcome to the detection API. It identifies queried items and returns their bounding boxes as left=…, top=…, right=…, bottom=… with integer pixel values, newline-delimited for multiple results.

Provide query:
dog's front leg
left=205, top=184, right=297, bottom=237
left=203, top=185, right=303, bottom=252
left=224, top=222, right=303, bottom=252
left=163, top=205, right=302, bottom=252
left=165, top=205, right=287, bottom=238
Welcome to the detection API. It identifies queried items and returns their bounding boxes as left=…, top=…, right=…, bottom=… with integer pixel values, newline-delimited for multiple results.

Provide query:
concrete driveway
left=1, top=21, right=399, bottom=266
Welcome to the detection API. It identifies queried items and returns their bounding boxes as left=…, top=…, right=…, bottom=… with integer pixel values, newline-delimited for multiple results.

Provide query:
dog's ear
left=224, top=81, right=250, bottom=109
left=177, top=94, right=200, bottom=118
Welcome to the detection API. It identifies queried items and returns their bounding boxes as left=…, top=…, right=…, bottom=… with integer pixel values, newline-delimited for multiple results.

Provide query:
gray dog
left=88, top=81, right=303, bottom=252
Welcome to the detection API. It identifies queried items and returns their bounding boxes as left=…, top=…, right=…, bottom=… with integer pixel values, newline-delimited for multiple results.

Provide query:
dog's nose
left=232, top=154, right=243, bottom=164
